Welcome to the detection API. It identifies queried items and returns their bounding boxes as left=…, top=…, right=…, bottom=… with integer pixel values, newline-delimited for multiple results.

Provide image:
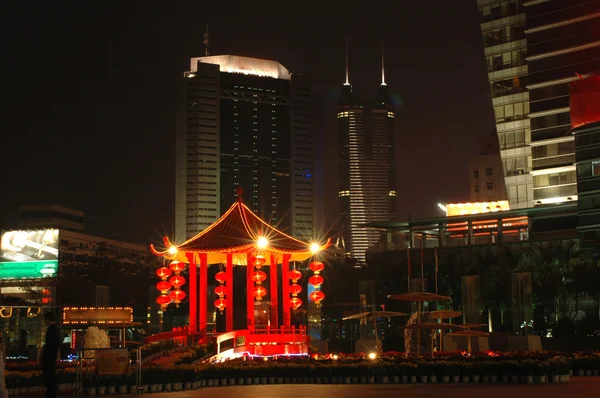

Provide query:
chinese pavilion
left=150, top=188, right=330, bottom=357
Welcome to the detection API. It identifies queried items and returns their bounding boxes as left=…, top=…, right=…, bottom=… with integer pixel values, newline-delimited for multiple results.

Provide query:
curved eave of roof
left=149, top=201, right=330, bottom=263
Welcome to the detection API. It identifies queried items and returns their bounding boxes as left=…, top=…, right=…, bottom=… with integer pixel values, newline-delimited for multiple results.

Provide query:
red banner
left=570, top=75, right=600, bottom=130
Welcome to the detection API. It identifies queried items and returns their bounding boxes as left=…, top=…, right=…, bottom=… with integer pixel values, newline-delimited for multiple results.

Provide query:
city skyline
left=1, top=3, right=493, bottom=244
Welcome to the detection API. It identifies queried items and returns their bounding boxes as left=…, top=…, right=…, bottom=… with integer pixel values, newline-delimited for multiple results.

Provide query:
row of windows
left=473, top=169, right=493, bottom=179
left=491, top=75, right=526, bottom=97
left=473, top=183, right=494, bottom=193
left=494, top=101, right=530, bottom=123
left=487, top=48, right=527, bottom=72
left=483, top=23, right=525, bottom=48
left=578, top=161, right=600, bottom=178
left=533, top=171, right=577, bottom=188
left=498, top=129, right=529, bottom=150
left=479, top=0, right=522, bottom=23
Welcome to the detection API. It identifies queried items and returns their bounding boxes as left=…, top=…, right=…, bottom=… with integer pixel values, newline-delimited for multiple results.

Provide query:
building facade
left=477, top=0, right=600, bottom=208
left=338, top=60, right=396, bottom=265
left=469, top=134, right=508, bottom=202
left=175, top=55, right=314, bottom=243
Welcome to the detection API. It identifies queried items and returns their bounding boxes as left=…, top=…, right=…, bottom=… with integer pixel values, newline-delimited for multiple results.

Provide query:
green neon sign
left=0, top=260, right=58, bottom=279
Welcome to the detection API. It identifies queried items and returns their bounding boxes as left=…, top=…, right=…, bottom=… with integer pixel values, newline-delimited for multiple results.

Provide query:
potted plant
left=460, top=362, right=471, bottom=383
left=83, top=376, right=97, bottom=396
left=437, top=361, right=450, bottom=383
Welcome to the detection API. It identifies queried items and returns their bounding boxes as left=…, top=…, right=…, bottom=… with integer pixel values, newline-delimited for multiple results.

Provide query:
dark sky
left=1, top=2, right=495, bottom=245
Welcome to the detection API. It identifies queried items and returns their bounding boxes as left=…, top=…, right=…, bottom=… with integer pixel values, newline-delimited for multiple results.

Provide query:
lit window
left=475, top=185, right=479, bottom=193
left=486, top=168, right=492, bottom=176
left=487, top=183, right=493, bottom=190
left=474, top=171, right=479, bottom=179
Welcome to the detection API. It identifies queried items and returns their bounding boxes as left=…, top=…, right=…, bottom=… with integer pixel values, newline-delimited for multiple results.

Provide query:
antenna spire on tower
left=203, top=24, right=209, bottom=56
left=381, top=40, right=386, bottom=86
left=344, top=38, right=350, bottom=86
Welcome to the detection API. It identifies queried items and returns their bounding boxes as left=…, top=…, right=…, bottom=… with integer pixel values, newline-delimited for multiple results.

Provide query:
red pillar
left=269, top=253, right=279, bottom=329
left=186, top=253, right=197, bottom=334
left=246, top=252, right=255, bottom=330
left=282, top=254, right=291, bottom=329
left=199, top=253, right=208, bottom=337
left=226, top=253, right=234, bottom=332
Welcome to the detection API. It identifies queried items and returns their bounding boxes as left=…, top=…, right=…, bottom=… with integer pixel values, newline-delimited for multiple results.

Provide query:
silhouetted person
left=41, top=313, right=61, bottom=398
left=0, top=330, right=8, bottom=398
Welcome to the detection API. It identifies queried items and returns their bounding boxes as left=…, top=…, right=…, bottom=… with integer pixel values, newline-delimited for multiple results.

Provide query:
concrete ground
left=140, top=377, right=598, bottom=398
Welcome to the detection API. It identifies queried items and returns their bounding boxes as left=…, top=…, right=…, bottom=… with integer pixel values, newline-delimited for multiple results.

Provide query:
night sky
left=1, top=2, right=495, bottom=245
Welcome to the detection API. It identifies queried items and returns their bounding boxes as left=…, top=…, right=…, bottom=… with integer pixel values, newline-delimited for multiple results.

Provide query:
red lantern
left=309, top=261, right=324, bottom=273
left=309, top=290, right=325, bottom=305
left=289, top=269, right=302, bottom=283
left=215, top=271, right=227, bottom=284
left=215, top=285, right=226, bottom=297
left=169, top=289, right=186, bottom=302
left=253, top=285, right=267, bottom=301
left=290, top=297, right=302, bottom=310
left=253, top=255, right=266, bottom=268
left=42, top=289, right=51, bottom=296
left=156, top=281, right=172, bottom=293
left=252, top=270, right=267, bottom=284
left=169, top=261, right=186, bottom=274
left=289, top=284, right=302, bottom=296
left=169, top=275, right=186, bottom=289
left=42, top=297, right=51, bottom=304
left=309, top=275, right=324, bottom=288
left=156, top=267, right=172, bottom=280
left=215, top=298, right=227, bottom=312
left=156, top=294, right=171, bottom=306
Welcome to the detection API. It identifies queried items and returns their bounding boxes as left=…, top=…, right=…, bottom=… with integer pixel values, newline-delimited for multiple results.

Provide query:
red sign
left=570, top=75, right=600, bottom=130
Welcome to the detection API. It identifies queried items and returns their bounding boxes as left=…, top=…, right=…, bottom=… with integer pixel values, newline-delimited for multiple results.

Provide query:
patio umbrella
left=447, top=330, right=490, bottom=354
left=404, top=322, right=461, bottom=357
left=429, top=311, right=462, bottom=351
left=343, top=311, right=407, bottom=353
left=388, top=292, right=451, bottom=356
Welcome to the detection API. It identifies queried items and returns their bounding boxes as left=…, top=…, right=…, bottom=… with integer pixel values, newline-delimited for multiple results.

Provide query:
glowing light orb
left=256, top=237, right=268, bottom=249
left=310, top=243, right=320, bottom=253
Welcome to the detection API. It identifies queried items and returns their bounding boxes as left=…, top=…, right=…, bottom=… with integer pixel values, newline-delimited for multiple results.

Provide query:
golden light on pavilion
left=168, top=246, right=178, bottom=255
left=256, top=237, right=269, bottom=249
left=310, top=242, right=321, bottom=254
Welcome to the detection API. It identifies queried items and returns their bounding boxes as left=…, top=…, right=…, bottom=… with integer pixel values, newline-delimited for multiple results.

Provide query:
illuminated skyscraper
left=477, top=0, right=600, bottom=209
left=175, top=55, right=314, bottom=242
left=338, top=47, right=396, bottom=265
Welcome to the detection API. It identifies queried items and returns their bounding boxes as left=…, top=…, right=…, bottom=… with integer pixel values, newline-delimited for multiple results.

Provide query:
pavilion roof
left=150, top=196, right=329, bottom=265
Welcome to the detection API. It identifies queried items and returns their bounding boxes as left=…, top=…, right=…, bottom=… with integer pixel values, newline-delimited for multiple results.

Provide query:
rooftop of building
left=363, top=202, right=578, bottom=231
left=188, top=55, right=291, bottom=80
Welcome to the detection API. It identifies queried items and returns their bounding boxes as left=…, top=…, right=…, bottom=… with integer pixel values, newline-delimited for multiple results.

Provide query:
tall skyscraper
left=477, top=0, right=600, bottom=209
left=338, top=46, right=396, bottom=265
left=175, top=55, right=314, bottom=242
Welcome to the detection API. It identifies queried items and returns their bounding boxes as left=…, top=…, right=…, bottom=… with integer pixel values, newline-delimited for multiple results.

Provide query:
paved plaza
left=120, top=377, right=600, bottom=398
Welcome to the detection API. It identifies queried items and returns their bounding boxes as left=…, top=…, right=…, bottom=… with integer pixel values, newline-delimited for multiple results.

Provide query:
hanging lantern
left=156, top=267, right=172, bottom=280
left=169, top=261, right=186, bottom=275
left=309, top=290, right=325, bottom=306
left=309, top=275, right=324, bottom=288
left=253, top=255, right=266, bottom=268
left=41, top=289, right=51, bottom=296
left=215, top=298, right=227, bottom=312
left=156, top=294, right=171, bottom=306
left=289, top=269, right=302, bottom=283
left=215, top=285, right=226, bottom=297
left=290, top=297, right=302, bottom=310
left=215, top=271, right=227, bottom=284
left=289, top=284, right=302, bottom=296
left=253, top=285, right=267, bottom=301
left=252, top=270, right=267, bottom=284
left=156, top=281, right=172, bottom=293
left=169, top=275, right=186, bottom=289
left=309, top=261, right=324, bottom=274
left=169, top=289, right=186, bottom=307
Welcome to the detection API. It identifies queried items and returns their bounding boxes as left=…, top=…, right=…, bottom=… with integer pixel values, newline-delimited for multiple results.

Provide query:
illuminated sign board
left=63, top=307, right=133, bottom=325
left=0, top=229, right=59, bottom=279
left=445, top=201, right=510, bottom=217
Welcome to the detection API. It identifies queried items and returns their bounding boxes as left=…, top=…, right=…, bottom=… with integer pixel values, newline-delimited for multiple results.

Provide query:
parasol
left=429, top=311, right=462, bottom=351
left=343, top=311, right=407, bottom=353
left=447, top=330, right=490, bottom=353
left=388, top=292, right=451, bottom=356
left=404, top=322, right=461, bottom=357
